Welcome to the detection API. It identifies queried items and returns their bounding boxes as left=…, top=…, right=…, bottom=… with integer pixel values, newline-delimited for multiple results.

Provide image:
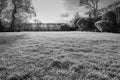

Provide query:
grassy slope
left=0, top=32, right=120, bottom=80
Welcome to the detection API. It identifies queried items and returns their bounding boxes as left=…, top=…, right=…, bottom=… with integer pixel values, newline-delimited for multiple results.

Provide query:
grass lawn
left=0, top=32, right=120, bottom=80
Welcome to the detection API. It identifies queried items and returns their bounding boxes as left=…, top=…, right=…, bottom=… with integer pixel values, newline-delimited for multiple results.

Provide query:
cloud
left=63, top=0, right=79, bottom=11
left=60, top=13, right=69, bottom=18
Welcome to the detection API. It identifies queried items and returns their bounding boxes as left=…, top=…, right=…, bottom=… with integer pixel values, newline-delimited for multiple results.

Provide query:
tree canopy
left=0, top=0, right=36, bottom=31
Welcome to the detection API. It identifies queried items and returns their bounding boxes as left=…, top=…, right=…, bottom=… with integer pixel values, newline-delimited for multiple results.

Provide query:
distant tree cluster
left=69, top=0, right=120, bottom=33
left=19, top=23, right=62, bottom=31
left=0, top=21, right=77, bottom=32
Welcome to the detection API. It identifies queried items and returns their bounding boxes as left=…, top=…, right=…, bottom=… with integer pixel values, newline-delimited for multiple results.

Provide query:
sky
left=31, top=0, right=114, bottom=23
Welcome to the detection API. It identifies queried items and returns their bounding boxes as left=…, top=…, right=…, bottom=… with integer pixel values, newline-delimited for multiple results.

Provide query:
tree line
left=0, top=0, right=120, bottom=32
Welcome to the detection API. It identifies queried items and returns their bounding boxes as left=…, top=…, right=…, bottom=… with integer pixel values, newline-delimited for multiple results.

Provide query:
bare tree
left=79, top=0, right=99, bottom=19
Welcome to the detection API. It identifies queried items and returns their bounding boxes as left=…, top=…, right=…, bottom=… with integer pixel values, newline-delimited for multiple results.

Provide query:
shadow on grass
left=0, top=34, right=25, bottom=53
left=0, top=34, right=25, bottom=45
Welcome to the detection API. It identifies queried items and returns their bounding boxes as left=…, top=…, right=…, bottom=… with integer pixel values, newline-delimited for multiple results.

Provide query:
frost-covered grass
left=0, top=32, right=120, bottom=80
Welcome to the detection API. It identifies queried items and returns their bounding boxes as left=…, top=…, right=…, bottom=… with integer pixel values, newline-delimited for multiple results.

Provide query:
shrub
left=75, top=18, right=85, bottom=31
left=102, top=10, right=116, bottom=22
left=69, top=12, right=82, bottom=29
left=60, top=24, right=71, bottom=31
left=95, top=20, right=118, bottom=32
left=118, top=27, right=120, bottom=33
left=74, top=18, right=79, bottom=28
left=0, top=24, right=4, bottom=32
left=76, top=17, right=97, bottom=31
left=0, top=21, right=6, bottom=32
left=95, top=16, right=102, bottom=22
left=99, top=7, right=120, bottom=33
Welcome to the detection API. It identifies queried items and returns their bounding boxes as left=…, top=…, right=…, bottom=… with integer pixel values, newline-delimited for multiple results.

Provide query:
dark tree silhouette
left=99, top=0, right=120, bottom=25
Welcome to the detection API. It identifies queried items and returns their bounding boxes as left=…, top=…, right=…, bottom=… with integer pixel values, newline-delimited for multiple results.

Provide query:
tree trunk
left=9, top=0, right=17, bottom=32
left=115, top=0, right=120, bottom=26
left=0, top=19, right=4, bottom=32
left=88, top=10, right=92, bottom=18
left=117, top=8, right=120, bottom=25
left=93, top=9, right=97, bottom=20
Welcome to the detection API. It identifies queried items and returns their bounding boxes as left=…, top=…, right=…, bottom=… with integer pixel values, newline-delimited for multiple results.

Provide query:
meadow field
left=0, top=32, right=120, bottom=80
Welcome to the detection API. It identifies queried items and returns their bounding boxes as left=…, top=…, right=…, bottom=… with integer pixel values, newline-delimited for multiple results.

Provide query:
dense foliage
left=95, top=6, right=120, bottom=33
left=0, top=0, right=36, bottom=32
left=102, top=10, right=116, bottom=22
left=72, top=17, right=99, bottom=31
left=95, top=20, right=118, bottom=32
left=114, top=7, right=120, bottom=26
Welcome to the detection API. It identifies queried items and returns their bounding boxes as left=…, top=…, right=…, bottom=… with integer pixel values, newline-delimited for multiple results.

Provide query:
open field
left=0, top=32, right=120, bottom=80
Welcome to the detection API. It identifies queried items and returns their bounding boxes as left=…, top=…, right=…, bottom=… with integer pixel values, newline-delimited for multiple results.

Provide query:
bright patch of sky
left=31, top=0, right=68, bottom=23
left=31, top=0, right=114, bottom=23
